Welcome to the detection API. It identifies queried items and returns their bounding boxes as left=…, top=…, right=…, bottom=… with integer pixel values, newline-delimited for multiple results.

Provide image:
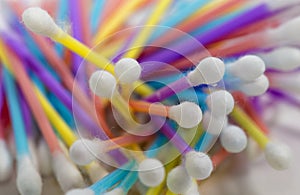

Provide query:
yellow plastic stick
left=34, top=88, right=77, bottom=147
left=52, top=29, right=153, bottom=96
left=230, top=106, right=269, bottom=149
left=93, top=0, right=145, bottom=43
left=124, top=0, right=172, bottom=59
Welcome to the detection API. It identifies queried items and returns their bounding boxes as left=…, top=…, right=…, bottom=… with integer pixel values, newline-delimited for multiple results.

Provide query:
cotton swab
left=0, top=42, right=86, bottom=191
left=114, top=58, right=142, bottom=84
left=145, top=157, right=179, bottom=195
left=138, top=158, right=165, bottom=187
left=230, top=106, right=292, bottom=170
left=226, top=55, right=266, bottom=82
left=264, top=142, right=292, bottom=170
left=258, top=47, right=300, bottom=71
left=22, top=7, right=114, bottom=71
left=205, top=90, right=234, bottom=117
left=89, top=70, right=133, bottom=122
left=22, top=7, right=153, bottom=96
left=0, top=134, right=12, bottom=182
left=268, top=72, right=300, bottom=94
left=238, top=75, right=269, bottom=96
left=144, top=57, right=225, bottom=102
left=2, top=68, right=42, bottom=195
left=167, top=165, right=193, bottom=194
left=184, top=151, right=213, bottom=180
left=129, top=100, right=202, bottom=128
left=52, top=151, right=85, bottom=192
left=37, top=138, right=52, bottom=176
left=220, top=125, right=247, bottom=153
left=206, top=15, right=300, bottom=61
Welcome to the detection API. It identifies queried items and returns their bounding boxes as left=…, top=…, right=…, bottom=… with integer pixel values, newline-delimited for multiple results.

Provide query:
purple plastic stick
left=19, top=89, right=33, bottom=138
left=69, top=0, right=89, bottom=92
left=2, top=32, right=128, bottom=165
left=70, top=0, right=84, bottom=73
left=139, top=4, right=270, bottom=77
left=268, top=88, right=300, bottom=107
left=144, top=77, right=192, bottom=102
left=3, top=33, right=97, bottom=131
left=153, top=117, right=192, bottom=154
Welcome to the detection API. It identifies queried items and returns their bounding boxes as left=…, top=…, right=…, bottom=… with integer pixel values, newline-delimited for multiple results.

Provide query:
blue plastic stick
left=2, top=68, right=29, bottom=156
left=194, top=131, right=215, bottom=152
left=55, top=0, right=69, bottom=56
left=90, top=161, right=135, bottom=193
left=190, top=8, right=245, bottom=37
left=149, top=0, right=209, bottom=42
left=119, top=170, right=138, bottom=193
left=48, top=93, right=75, bottom=129
left=90, top=0, right=105, bottom=34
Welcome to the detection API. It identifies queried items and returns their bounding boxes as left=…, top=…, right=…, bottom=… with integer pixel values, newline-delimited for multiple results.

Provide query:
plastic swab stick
left=220, top=125, right=247, bottom=153
left=144, top=57, right=225, bottom=102
left=129, top=100, right=202, bottom=129
left=3, top=68, right=42, bottom=195
left=258, top=47, right=300, bottom=71
left=22, top=7, right=153, bottom=96
left=230, top=106, right=292, bottom=170
left=123, top=0, right=172, bottom=59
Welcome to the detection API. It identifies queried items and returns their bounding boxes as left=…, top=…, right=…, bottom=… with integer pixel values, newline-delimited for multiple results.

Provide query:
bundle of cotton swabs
left=0, top=0, right=299, bottom=194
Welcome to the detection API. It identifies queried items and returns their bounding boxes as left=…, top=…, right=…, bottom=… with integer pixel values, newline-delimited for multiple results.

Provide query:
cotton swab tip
left=69, top=139, right=98, bottom=166
left=220, top=125, right=247, bottom=153
left=202, top=111, right=228, bottom=135
left=206, top=90, right=234, bottom=117
left=66, top=188, right=95, bottom=195
left=52, top=152, right=85, bottom=192
left=16, top=156, right=42, bottom=195
left=37, top=139, right=52, bottom=176
left=240, top=75, right=269, bottom=96
left=115, top=58, right=142, bottom=84
left=187, top=57, right=225, bottom=86
left=227, top=55, right=265, bottom=81
left=264, top=142, right=292, bottom=170
left=259, top=47, right=300, bottom=71
left=273, top=16, right=300, bottom=43
left=169, top=101, right=202, bottom=128
left=22, top=7, right=60, bottom=37
left=138, top=158, right=165, bottom=187
left=167, top=166, right=192, bottom=194
left=104, top=188, right=125, bottom=195
left=89, top=70, right=117, bottom=98
left=0, top=140, right=13, bottom=182
left=183, top=180, right=199, bottom=195
left=185, top=151, right=213, bottom=180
